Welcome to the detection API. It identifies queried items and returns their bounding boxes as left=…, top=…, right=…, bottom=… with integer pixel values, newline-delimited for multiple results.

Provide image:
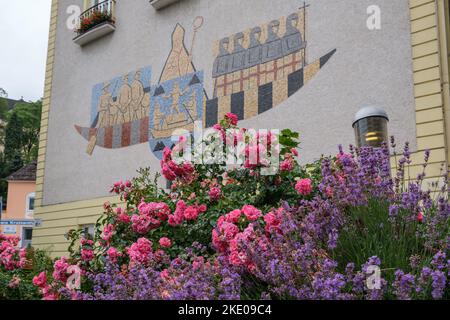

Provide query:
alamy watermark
left=367, top=5, right=381, bottom=30
left=168, top=121, right=281, bottom=176
left=366, top=266, right=382, bottom=290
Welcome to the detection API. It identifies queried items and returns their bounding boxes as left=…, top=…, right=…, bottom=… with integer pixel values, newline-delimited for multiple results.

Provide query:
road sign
left=0, top=220, right=39, bottom=227
left=3, top=225, right=17, bottom=234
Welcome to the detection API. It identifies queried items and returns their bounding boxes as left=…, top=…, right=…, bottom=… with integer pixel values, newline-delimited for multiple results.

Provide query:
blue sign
left=0, top=220, right=37, bottom=226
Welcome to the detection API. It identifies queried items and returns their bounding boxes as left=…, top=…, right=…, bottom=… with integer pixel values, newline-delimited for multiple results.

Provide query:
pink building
left=0, top=162, right=37, bottom=248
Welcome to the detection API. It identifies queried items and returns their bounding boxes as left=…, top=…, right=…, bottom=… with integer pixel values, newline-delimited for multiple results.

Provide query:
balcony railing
left=73, top=0, right=116, bottom=46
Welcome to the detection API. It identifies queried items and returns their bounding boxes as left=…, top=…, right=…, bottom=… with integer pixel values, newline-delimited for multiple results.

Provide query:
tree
left=0, top=95, right=42, bottom=205
left=0, top=88, right=8, bottom=137
left=13, top=100, right=42, bottom=162
left=0, top=98, right=7, bottom=121
left=4, top=112, right=24, bottom=164
left=0, top=99, right=7, bottom=147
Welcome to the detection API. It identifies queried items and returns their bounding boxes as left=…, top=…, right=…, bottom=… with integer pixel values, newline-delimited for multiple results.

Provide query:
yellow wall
left=33, top=0, right=121, bottom=257
left=4, top=181, right=35, bottom=220
left=34, top=0, right=450, bottom=258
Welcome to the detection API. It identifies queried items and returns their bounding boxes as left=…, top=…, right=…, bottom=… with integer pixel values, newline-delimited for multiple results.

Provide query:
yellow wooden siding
left=415, top=93, right=442, bottom=110
left=34, top=0, right=58, bottom=209
left=403, top=0, right=448, bottom=186
left=413, top=53, right=440, bottom=71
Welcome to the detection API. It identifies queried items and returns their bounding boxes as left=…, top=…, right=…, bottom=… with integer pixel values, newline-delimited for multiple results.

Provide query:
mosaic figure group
left=97, top=71, right=150, bottom=128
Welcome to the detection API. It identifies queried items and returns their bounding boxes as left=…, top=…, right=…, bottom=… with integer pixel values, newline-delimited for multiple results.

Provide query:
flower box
left=73, top=21, right=116, bottom=46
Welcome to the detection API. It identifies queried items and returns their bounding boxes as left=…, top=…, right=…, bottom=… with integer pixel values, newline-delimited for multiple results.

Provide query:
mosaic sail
left=74, top=5, right=336, bottom=158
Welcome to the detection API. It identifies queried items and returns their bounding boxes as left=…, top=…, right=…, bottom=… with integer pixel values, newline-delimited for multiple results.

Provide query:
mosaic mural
left=75, top=5, right=336, bottom=158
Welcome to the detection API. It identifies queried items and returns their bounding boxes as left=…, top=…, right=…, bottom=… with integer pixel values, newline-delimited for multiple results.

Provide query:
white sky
left=0, top=0, right=52, bottom=101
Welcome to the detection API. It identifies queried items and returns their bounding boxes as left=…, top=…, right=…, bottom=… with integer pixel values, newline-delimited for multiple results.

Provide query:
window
left=22, top=227, right=33, bottom=248
left=26, top=192, right=35, bottom=217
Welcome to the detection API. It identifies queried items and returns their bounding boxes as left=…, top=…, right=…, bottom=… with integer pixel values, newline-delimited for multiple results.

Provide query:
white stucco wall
left=43, top=0, right=415, bottom=205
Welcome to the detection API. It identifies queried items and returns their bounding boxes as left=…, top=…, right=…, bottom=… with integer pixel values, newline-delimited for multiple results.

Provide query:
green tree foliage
left=4, top=112, right=25, bottom=163
left=0, top=100, right=7, bottom=147
left=12, top=101, right=42, bottom=162
left=0, top=93, right=42, bottom=205
left=0, top=98, right=7, bottom=121
left=1, top=112, right=24, bottom=202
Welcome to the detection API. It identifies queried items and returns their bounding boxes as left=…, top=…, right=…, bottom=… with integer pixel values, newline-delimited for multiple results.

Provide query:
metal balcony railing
left=77, top=0, right=116, bottom=35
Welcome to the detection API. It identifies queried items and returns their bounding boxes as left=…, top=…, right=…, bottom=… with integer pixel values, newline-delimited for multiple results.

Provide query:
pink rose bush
left=0, top=235, right=27, bottom=271
left=1, top=115, right=449, bottom=300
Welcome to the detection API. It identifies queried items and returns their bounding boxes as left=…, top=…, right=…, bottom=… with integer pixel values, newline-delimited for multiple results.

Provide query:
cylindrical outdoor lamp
left=352, top=106, right=389, bottom=148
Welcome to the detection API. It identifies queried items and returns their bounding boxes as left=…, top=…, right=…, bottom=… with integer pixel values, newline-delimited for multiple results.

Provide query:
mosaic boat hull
left=74, top=49, right=336, bottom=152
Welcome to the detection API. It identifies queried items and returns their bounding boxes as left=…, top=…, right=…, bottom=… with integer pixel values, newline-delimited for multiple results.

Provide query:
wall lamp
left=353, top=106, right=389, bottom=148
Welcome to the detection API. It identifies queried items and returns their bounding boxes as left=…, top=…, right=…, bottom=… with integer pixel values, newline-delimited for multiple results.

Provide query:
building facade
left=35, top=0, right=450, bottom=257
left=0, top=162, right=37, bottom=248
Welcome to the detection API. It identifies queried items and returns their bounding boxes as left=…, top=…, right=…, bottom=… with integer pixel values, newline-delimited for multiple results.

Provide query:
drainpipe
left=436, top=0, right=450, bottom=171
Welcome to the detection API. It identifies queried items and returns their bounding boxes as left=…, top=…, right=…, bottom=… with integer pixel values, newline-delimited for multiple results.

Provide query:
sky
left=0, top=0, right=52, bottom=102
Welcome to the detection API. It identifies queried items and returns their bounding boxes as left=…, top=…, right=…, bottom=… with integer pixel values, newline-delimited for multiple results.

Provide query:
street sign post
left=0, top=220, right=39, bottom=226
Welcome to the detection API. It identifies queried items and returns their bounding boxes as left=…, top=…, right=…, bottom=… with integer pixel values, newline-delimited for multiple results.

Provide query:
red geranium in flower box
left=76, top=10, right=115, bottom=35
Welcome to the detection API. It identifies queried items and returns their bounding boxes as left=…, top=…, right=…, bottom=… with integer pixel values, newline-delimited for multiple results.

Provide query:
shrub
left=0, top=114, right=448, bottom=300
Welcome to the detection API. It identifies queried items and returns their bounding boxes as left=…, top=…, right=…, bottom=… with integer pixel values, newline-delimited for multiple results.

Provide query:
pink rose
left=118, top=212, right=131, bottom=224
left=225, top=209, right=242, bottom=223
left=168, top=214, right=183, bottom=227
left=417, top=212, right=424, bottom=223
left=8, top=275, right=21, bottom=289
left=208, top=187, right=222, bottom=202
left=225, top=112, right=239, bottom=126
left=128, top=238, right=153, bottom=265
left=326, top=186, right=334, bottom=198
left=280, top=159, right=294, bottom=172
left=52, top=257, right=70, bottom=282
left=131, top=213, right=160, bottom=234
left=229, top=250, right=247, bottom=266
left=101, top=224, right=114, bottom=243
left=107, top=247, right=121, bottom=263
left=33, top=272, right=47, bottom=288
left=264, top=212, right=280, bottom=233
left=161, top=164, right=177, bottom=181
left=81, top=248, right=94, bottom=262
left=242, top=205, right=262, bottom=221
left=160, top=269, right=171, bottom=281
left=159, top=237, right=172, bottom=248
left=183, top=206, right=199, bottom=221
left=223, top=222, right=239, bottom=241
left=162, top=147, right=172, bottom=162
